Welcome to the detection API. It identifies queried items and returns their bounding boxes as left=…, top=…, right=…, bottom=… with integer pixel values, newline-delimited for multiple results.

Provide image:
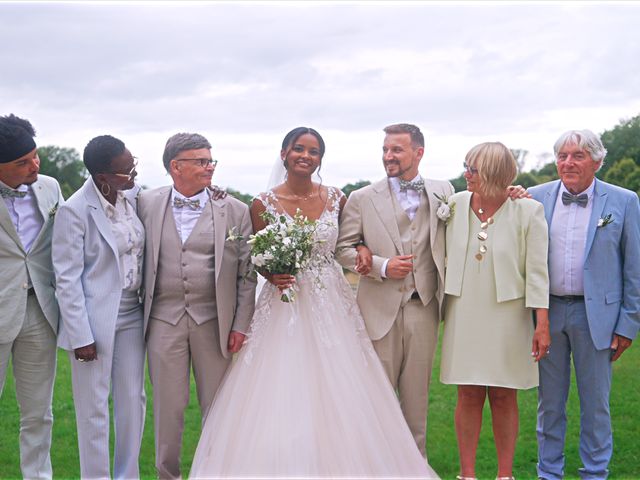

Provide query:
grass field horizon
left=1, top=324, right=638, bottom=479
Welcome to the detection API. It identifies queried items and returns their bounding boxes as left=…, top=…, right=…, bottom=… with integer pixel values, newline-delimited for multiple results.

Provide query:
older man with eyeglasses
left=138, top=132, right=256, bottom=479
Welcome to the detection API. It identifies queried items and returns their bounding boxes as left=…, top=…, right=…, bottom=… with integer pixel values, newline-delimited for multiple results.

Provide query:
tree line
left=38, top=115, right=640, bottom=203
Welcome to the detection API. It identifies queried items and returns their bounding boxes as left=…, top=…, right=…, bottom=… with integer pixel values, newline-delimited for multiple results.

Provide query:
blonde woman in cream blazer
left=439, top=142, right=550, bottom=480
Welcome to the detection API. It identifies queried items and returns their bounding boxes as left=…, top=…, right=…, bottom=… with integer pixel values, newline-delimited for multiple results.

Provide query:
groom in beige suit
left=138, top=132, right=256, bottom=479
left=336, top=123, right=453, bottom=456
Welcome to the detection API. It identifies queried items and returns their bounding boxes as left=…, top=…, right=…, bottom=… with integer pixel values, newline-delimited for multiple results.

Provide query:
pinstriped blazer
left=52, top=178, right=141, bottom=352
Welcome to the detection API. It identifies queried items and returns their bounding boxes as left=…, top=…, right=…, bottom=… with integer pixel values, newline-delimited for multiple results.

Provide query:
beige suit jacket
left=0, top=175, right=63, bottom=343
left=336, top=177, right=453, bottom=340
left=138, top=186, right=256, bottom=359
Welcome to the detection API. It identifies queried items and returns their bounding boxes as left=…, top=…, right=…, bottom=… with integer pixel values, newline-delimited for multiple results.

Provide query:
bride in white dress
left=189, top=127, right=438, bottom=479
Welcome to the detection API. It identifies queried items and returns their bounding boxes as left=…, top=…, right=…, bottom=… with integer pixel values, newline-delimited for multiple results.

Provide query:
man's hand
left=385, top=255, right=414, bottom=279
left=610, top=334, right=632, bottom=362
left=74, top=342, right=98, bottom=362
left=507, top=185, right=532, bottom=200
left=355, top=244, right=372, bottom=276
left=228, top=331, right=246, bottom=354
left=209, top=185, right=228, bottom=200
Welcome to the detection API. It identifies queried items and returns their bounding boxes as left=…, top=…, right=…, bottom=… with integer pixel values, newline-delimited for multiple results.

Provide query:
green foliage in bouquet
left=247, top=209, right=321, bottom=301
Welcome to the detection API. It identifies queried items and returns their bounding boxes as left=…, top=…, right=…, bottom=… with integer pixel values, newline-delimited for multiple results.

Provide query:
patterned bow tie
left=0, top=185, right=27, bottom=199
left=562, top=191, right=588, bottom=207
left=399, top=178, right=425, bottom=192
left=173, top=197, right=200, bottom=210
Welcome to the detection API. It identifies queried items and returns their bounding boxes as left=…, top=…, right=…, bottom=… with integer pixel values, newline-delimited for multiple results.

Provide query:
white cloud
left=1, top=1, right=639, bottom=195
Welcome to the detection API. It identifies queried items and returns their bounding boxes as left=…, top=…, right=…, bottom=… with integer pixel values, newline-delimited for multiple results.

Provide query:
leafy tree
left=37, top=146, right=87, bottom=199
left=604, top=158, right=640, bottom=189
left=450, top=174, right=466, bottom=193
left=600, top=114, right=640, bottom=177
left=341, top=180, right=371, bottom=197
left=226, top=187, right=253, bottom=206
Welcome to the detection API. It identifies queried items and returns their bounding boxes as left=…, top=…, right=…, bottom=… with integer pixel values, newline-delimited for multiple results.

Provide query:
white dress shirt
left=171, top=187, right=210, bottom=244
left=381, top=175, right=424, bottom=278
left=548, top=180, right=595, bottom=296
left=92, top=180, right=144, bottom=292
left=1, top=179, right=44, bottom=252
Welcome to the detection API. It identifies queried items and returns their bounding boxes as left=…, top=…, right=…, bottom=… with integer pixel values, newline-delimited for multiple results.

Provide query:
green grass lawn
left=1, top=326, right=638, bottom=479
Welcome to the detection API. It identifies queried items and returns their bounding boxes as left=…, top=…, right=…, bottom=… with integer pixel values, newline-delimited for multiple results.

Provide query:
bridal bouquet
left=247, top=209, right=322, bottom=302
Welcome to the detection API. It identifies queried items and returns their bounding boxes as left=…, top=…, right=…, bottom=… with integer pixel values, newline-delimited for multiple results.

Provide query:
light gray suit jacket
left=52, top=178, right=141, bottom=351
left=0, top=174, right=63, bottom=343
left=336, top=177, right=453, bottom=339
left=138, top=186, right=256, bottom=359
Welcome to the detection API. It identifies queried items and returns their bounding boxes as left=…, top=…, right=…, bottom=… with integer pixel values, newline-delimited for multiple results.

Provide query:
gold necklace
left=475, top=204, right=494, bottom=261
left=286, top=183, right=314, bottom=201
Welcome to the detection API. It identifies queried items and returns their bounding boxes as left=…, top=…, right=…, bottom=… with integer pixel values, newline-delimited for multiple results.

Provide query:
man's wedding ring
left=78, top=358, right=86, bottom=362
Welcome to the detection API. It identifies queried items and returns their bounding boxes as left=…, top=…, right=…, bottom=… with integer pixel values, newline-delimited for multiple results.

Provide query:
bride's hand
left=267, top=273, right=296, bottom=291
left=355, top=244, right=372, bottom=276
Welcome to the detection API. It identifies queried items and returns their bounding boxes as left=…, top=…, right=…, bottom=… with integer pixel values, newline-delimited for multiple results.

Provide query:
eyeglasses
left=174, top=158, right=218, bottom=168
left=463, top=162, right=479, bottom=175
left=109, top=158, right=138, bottom=179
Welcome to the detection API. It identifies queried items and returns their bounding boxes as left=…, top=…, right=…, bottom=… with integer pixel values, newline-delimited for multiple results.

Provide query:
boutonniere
left=433, top=193, right=455, bottom=224
left=597, top=213, right=613, bottom=228
left=226, top=226, right=244, bottom=242
left=48, top=202, right=59, bottom=219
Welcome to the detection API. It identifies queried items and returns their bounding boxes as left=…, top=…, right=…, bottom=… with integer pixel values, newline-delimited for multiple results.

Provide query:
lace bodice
left=256, top=186, right=343, bottom=266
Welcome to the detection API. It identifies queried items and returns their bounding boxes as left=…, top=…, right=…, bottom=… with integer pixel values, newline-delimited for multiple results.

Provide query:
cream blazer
left=444, top=191, right=549, bottom=308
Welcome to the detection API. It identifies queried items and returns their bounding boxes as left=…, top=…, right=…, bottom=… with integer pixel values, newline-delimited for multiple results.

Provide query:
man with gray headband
left=0, top=114, right=63, bottom=479
left=138, top=132, right=256, bottom=479
left=529, top=129, right=640, bottom=479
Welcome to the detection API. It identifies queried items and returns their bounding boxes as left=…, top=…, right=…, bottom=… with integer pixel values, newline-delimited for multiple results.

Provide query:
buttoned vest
left=390, top=190, right=438, bottom=306
left=150, top=204, right=217, bottom=324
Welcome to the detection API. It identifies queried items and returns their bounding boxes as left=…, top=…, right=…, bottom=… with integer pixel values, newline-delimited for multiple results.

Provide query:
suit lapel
left=541, top=180, right=561, bottom=226
left=584, top=179, right=608, bottom=258
left=0, top=199, right=24, bottom=251
left=211, top=197, right=227, bottom=281
left=423, top=180, right=440, bottom=251
left=150, top=187, right=171, bottom=272
left=29, top=181, right=55, bottom=251
left=370, top=179, right=403, bottom=252
left=84, top=180, right=119, bottom=262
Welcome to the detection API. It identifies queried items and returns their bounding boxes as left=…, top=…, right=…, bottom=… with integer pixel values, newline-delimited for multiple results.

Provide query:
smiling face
left=99, top=148, right=137, bottom=192
left=170, top=147, right=215, bottom=197
left=0, top=148, right=40, bottom=188
left=281, top=133, right=322, bottom=177
left=556, top=142, right=601, bottom=194
left=382, top=133, right=423, bottom=180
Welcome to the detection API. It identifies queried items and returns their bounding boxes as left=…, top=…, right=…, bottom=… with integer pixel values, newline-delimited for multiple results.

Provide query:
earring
left=100, top=182, right=111, bottom=197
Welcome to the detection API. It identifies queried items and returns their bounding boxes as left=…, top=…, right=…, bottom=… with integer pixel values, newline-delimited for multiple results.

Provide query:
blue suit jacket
left=529, top=179, right=640, bottom=349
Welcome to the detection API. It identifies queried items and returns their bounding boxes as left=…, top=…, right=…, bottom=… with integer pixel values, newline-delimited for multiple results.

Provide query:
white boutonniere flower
left=226, top=226, right=244, bottom=242
left=597, top=213, right=613, bottom=228
left=48, top=202, right=59, bottom=219
left=433, top=193, right=455, bottom=224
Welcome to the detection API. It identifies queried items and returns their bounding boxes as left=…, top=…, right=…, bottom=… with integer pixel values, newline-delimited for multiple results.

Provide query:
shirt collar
left=171, top=187, right=209, bottom=208
left=0, top=179, right=30, bottom=195
left=389, top=173, right=423, bottom=192
left=91, top=177, right=125, bottom=213
left=559, top=179, right=595, bottom=198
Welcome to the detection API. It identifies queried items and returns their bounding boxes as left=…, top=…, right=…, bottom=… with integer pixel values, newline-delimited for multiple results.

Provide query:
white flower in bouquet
left=247, top=209, right=327, bottom=302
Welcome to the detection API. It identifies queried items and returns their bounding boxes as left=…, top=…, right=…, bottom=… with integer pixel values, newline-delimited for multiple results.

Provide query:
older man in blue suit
left=529, top=129, right=640, bottom=480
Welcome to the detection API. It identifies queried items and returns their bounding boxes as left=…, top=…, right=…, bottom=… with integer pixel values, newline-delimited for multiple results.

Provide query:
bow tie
left=399, top=178, right=425, bottom=192
left=562, top=191, right=588, bottom=207
left=173, top=197, right=201, bottom=210
left=0, top=185, right=27, bottom=199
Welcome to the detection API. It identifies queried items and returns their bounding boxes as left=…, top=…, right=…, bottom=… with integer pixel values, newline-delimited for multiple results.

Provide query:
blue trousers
left=536, top=296, right=613, bottom=480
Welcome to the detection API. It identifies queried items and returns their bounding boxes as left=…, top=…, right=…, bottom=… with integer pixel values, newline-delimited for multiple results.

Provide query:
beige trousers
left=147, top=313, right=230, bottom=480
left=372, top=296, right=439, bottom=457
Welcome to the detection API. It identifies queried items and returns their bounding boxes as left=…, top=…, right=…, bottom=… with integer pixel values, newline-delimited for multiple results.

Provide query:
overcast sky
left=2, top=1, right=639, bottom=195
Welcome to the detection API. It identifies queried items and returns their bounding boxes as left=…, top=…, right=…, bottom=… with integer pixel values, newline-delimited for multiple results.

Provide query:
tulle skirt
left=189, top=263, right=438, bottom=479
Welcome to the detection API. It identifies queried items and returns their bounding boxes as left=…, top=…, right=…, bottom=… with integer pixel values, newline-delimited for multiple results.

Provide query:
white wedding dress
left=189, top=188, right=439, bottom=479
